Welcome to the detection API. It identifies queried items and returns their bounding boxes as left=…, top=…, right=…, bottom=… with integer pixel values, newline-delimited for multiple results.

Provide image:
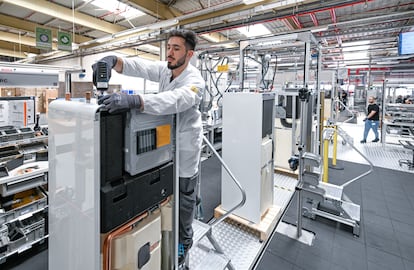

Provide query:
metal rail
left=332, top=98, right=356, bottom=124
left=323, top=127, right=374, bottom=188
left=202, top=135, right=246, bottom=227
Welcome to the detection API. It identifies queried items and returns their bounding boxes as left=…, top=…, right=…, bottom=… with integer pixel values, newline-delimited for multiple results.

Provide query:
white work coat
left=123, top=57, right=205, bottom=178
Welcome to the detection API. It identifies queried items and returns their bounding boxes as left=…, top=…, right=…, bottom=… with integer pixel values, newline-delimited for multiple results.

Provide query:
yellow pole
left=323, top=137, right=329, bottom=183
left=332, top=125, right=338, bottom=166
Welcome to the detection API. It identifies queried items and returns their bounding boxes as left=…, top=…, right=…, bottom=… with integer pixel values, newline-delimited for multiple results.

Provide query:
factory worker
left=92, top=29, right=205, bottom=267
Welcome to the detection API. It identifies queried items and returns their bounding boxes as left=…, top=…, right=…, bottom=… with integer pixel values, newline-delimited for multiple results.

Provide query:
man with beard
left=92, top=29, right=205, bottom=267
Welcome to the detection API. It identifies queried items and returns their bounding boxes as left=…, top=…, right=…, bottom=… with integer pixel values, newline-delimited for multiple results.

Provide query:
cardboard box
left=1, top=88, right=16, bottom=97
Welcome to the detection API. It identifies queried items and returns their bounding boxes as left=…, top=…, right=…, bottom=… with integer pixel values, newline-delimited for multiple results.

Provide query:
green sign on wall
left=58, top=31, right=72, bottom=51
left=36, top=27, right=52, bottom=49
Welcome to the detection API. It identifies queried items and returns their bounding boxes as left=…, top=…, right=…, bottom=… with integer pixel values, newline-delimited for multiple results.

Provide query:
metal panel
left=124, top=110, right=173, bottom=176
left=0, top=72, right=58, bottom=87
left=190, top=221, right=263, bottom=270
left=221, top=92, right=272, bottom=224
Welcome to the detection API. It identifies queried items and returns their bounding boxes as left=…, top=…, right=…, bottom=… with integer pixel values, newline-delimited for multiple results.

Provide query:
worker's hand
left=91, top=55, right=118, bottom=87
left=98, top=93, right=141, bottom=113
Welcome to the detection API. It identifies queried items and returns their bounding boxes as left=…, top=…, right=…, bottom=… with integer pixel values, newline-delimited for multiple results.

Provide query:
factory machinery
left=47, top=92, right=290, bottom=270
left=47, top=30, right=371, bottom=269
left=48, top=99, right=177, bottom=270
left=293, top=88, right=373, bottom=237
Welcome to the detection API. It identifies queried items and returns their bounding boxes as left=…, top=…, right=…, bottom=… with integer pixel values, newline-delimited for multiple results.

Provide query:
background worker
left=92, top=29, right=205, bottom=266
left=361, top=96, right=380, bottom=143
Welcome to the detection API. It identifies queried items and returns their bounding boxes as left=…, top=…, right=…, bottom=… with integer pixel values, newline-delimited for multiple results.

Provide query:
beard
left=167, top=54, right=186, bottom=70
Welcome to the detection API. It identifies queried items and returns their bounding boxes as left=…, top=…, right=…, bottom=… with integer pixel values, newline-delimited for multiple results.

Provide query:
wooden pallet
left=214, top=205, right=282, bottom=241
left=274, top=166, right=299, bottom=179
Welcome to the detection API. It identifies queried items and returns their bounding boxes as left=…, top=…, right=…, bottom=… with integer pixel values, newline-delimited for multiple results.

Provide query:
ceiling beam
left=128, top=0, right=182, bottom=19
left=2, top=0, right=126, bottom=34
left=0, top=48, right=26, bottom=59
left=0, top=40, right=41, bottom=59
left=0, top=14, right=91, bottom=44
left=309, top=13, right=319, bottom=26
left=178, top=0, right=314, bottom=26
left=0, top=31, right=35, bottom=47
left=0, top=40, right=40, bottom=54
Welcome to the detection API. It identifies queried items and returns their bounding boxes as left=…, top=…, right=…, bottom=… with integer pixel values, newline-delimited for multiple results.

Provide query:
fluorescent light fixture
left=277, top=63, right=296, bottom=67
left=24, top=52, right=37, bottom=58
left=342, top=45, right=370, bottom=52
left=96, top=35, right=113, bottom=43
left=87, top=0, right=144, bottom=20
left=149, top=19, right=179, bottom=30
left=237, top=24, right=271, bottom=37
left=80, top=25, right=150, bottom=46
left=310, top=26, right=328, bottom=33
left=138, top=44, right=160, bottom=53
left=327, top=63, right=346, bottom=68
left=243, top=0, right=264, bottom=4
left=376, top=61, right=400, bottom=65
left=341, top=40, right=370, bottom=47
left=113, top=26, right=148, bottom=38
left=110, top=40, right=127, bottom=46
left=343, top=64, right=370, bottom=69
left=343, top=52, right=367, bottom=60
left=257, top=0, right=306, bottom=11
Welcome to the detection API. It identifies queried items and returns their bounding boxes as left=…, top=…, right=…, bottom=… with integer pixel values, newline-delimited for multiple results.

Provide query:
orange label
left=156, top=125, right=171, bottom=148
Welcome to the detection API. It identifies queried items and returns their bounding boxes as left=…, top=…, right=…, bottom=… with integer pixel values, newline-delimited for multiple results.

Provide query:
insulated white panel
left=221, top=92, right=274, bottom=224
left=48, top=100, right=101, bottom=270
left=261, top=137, right=272, bottom=168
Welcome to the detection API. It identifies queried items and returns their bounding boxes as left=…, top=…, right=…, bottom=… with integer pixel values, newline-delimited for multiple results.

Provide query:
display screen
left=398, top=31, right=414, bottom=55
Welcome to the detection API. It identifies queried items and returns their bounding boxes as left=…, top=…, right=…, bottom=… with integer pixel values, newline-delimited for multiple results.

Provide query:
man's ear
left=187, top=50, right=194, bottom=58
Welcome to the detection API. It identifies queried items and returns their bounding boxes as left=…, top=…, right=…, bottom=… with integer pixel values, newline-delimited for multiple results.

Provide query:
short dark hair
left=168, top=29, right=197, bottom=50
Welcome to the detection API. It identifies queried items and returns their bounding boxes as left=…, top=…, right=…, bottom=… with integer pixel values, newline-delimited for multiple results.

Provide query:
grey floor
left=255, top=115, right=414, bottom=270
left=255, top=160, right=414, bottom=270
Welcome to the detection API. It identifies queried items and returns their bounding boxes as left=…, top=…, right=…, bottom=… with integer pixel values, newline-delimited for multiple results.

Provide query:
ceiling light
left=243, top=0, right=264, bottom=5
left=343, top=52, right=368, bottom=60
left=24, top=52, right=37, bottom=58
left=342, top=45, right=370, bottom=52
left=96, top=35, right=114, bottom=43
left=256, top=0, right=306, bottom=11
left=376, top=61, right=400, bottom=65
left=327, top=63, right=346, bottom=68
left=113, top=26, right=148, bottom=38
left=341, top=40, right=370, bottom=47
left=149, top=19, right=179, bottom=30
left=87, top=0, right=144, bottom=20
left=138, top=44, right=160, bottom=53
left=310, top=26, right=328, bottom=33
left=237, top=24, right=271, bottom=37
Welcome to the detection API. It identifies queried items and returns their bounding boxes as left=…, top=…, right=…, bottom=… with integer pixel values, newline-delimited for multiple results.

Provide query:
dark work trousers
left=179, top=174, right=198, bottom=249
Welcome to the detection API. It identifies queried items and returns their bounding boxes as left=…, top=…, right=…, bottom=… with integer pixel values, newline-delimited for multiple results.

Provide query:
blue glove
left=92, top=55, right=118, bottom=87
left=98, top=93, right=141, bottom=113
